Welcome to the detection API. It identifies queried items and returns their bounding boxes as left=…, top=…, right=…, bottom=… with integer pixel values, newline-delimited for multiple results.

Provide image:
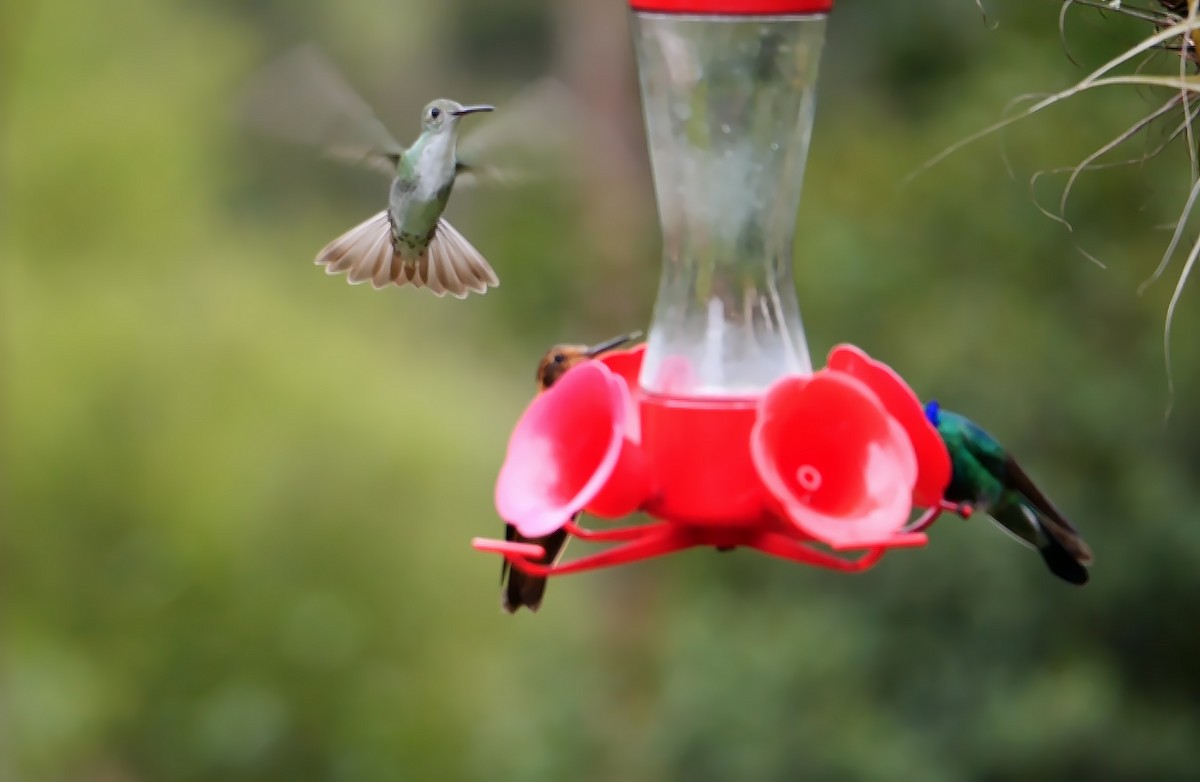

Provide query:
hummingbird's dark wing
left=454, top=77, right=599, bottom=189
left=1000, top=456, right=1095, bottom=565
left=955, top=415, right=1092, bottom=561
left=235, top=44, right=406, bottom=176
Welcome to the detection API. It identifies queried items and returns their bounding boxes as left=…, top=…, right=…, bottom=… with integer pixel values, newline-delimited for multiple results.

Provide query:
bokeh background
left=5, top=0, right=1200, bottom=780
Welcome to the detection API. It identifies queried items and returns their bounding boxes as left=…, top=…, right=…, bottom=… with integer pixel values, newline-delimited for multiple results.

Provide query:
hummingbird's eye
left=552, top=353, right=566, bottom=364
left=430, top=107, right=441, bottom=120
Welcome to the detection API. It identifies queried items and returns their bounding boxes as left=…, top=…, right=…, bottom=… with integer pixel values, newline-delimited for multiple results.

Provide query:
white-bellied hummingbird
left=313, top=97, right=498, bottom=297
left=237, top=45, right=589, bottom=298
left=501, top=331, right=642, bottom=613
left=925, top=401, right=1095, bottom=585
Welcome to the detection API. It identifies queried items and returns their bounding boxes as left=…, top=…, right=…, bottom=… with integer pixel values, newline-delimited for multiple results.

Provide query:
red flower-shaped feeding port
left=472, top=343, right=952, bottom=577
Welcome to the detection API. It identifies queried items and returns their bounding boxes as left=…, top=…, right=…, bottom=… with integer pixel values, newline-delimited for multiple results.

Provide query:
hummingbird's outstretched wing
left=454, top=77, right=599, bottom=189
left=235, top=44, right=406, bottom=175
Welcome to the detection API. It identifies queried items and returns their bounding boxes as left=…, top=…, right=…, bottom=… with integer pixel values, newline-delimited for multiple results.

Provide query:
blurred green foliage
left=4, top=0, right=1200, bottom=780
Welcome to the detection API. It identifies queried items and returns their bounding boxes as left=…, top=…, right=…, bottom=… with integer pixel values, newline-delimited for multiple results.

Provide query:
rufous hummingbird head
left=535, top=331, right=642, bottom=392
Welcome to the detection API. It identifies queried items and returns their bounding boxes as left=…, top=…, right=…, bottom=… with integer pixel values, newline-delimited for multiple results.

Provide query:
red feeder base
left=475, top=342, right=960, bottom=579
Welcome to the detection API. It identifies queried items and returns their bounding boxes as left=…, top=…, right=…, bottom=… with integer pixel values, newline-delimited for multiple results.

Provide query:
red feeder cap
left=629, top=0, right=832, bottom=13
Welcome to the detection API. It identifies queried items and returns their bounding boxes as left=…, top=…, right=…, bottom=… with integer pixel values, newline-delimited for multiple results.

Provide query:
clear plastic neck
left=632, top=12, right=826, bottom=397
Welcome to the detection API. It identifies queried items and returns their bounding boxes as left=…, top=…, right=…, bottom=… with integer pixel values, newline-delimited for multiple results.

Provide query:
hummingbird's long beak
left=583, top=331, right=643, bottom=358
left=451, top=104, right=494, bottom=116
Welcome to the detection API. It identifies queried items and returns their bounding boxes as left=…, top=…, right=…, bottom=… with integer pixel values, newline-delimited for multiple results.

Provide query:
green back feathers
left=932, top=407, right=1008, bottom=509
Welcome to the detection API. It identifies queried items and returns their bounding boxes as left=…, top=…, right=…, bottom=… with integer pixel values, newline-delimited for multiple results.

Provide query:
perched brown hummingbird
left=501, top=331, right=642, bottom=613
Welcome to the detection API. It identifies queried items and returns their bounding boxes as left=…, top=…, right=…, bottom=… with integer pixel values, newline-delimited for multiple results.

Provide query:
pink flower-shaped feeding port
left=750, top=344, right=951, bottom=550
left=825, top=344, right=951, bottom=509
left=493, top=353, right=650, bottom=540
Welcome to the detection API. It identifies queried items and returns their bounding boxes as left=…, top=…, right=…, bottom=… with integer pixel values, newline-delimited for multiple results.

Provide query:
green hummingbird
left=924, top=401, right=1095, bottom=585
left=501, top=331, right=642, bottom=613
left=237, top=46, right=592, bottom=298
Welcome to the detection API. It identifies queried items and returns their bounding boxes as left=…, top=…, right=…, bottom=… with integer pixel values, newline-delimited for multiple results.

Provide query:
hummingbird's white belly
left=386, top=131, right=459, bottom=258
left=412, top=133, right=458, bottom=200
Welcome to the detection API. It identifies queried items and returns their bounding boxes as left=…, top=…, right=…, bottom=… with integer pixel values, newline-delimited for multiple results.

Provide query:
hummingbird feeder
left=473, top=0, right=958, bottom=577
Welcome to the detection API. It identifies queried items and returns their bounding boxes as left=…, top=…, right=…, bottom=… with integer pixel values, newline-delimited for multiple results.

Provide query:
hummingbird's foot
left=902, top=499, right=971, bottom=533
left=903, top=508, right=938, bottom=533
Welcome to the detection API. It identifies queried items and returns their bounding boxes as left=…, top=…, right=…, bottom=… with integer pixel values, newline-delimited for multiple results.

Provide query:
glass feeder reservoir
left=632, top=0, right=828, bottom=397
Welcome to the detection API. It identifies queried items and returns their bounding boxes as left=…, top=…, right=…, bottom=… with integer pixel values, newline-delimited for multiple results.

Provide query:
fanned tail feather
left=425, top=217, right=499, bottom=297
left=1038, top=537, right=1090, bottom=586
left=315, top=213, right=499, bottom=298
left=1009, top=505, right=1092, bottom=586
left=315, top=210, right=393, bottom=286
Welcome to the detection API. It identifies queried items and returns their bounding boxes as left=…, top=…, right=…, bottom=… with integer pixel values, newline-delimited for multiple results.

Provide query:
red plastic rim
left=630, top=0, right=831, bottom=13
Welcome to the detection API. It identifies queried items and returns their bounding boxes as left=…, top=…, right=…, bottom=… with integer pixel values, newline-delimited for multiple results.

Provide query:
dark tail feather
left=1000, top=503, right=1091, bottom=586
left=500, top=526, right=569, bottom=613
left=1038, top=538, right=1090, bottom=585
left=504, top=569, right=549, bottom=613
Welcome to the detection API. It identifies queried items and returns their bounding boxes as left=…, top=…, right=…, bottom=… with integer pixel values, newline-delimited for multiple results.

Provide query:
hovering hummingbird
left=501, top=331, right=642, bottom=613
left=925, top=401, right=1094, bottom=585
left=313, top=98, right=500, bottom=297
left=237, top=46, right=593, bottom=298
